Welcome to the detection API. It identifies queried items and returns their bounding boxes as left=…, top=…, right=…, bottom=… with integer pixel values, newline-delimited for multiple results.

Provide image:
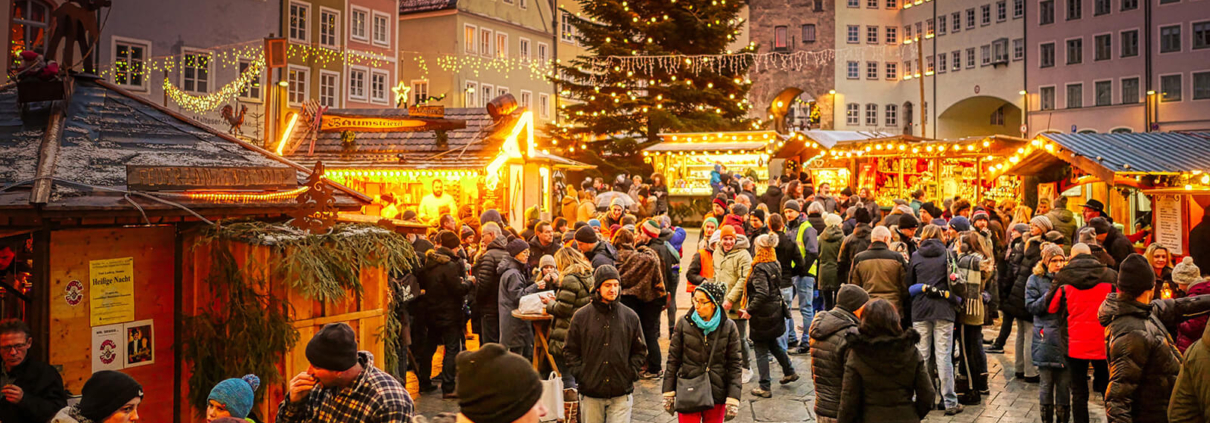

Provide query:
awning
left=993, top=132, right=1210, bottom=184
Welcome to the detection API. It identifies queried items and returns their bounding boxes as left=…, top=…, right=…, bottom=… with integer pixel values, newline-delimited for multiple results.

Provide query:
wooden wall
left=48, top=226, right=177, bottom=423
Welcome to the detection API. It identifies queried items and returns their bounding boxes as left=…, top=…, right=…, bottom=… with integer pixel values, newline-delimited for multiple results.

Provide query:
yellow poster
left=89, top=257, right=135, bottom=326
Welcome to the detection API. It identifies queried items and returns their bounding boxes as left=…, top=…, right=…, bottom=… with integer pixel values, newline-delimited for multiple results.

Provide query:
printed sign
left=124, top=320, right=155, bottom=367
left=64, top=279, right=83, bottom=306
left=127, top=166, right=296, bottom=191
left=89, top=257, right=135, bottom=326
left=1154, top=195, right=1184, bottom=255
left=408, top=105, right=446, bottom=118
left=91, top=324, right=125, bottom=372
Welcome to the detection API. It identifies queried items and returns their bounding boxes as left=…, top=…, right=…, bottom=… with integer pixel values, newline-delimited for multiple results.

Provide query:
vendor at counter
left=419, top=180, right=458, bottom=223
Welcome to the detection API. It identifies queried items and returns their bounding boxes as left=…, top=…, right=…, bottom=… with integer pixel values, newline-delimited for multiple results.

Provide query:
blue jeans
left=778, top=287, right=797, bottom=350
left=581, top=394, right=632, bottom=423
left=795, top=276, right=816, bottom=337
left=913, top=320, right=958, bottom=409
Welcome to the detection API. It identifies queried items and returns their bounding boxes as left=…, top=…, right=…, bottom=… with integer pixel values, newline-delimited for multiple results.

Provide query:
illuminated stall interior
left=642, top=131, right=787, bottom=196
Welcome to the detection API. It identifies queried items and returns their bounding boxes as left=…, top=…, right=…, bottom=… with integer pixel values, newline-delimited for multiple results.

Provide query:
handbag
left=538, top=372, right=564, bottom=421
left=675, top=325, right=717, bottom=413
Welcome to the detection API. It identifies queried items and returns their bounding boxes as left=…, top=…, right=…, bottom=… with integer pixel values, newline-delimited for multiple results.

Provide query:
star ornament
left=392, top=81, right=411, bottom=107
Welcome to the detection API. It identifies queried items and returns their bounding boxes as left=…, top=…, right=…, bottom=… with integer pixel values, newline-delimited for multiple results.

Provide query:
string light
left=163, top=55, right=265, bottom=113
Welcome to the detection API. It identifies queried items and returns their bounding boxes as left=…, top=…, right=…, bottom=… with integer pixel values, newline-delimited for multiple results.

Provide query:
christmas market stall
left=773, top=130, right=896, bottom=192
left=0, top=75, right=419, bottom=423
left=640, top=130, right=788, bottom=220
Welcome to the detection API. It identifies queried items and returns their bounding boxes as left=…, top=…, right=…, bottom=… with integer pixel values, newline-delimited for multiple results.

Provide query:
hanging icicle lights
left=164, top=55, right=265, bottom=113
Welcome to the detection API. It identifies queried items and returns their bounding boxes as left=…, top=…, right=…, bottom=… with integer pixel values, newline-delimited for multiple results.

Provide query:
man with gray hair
left=849, top=226, right=910, bottom=323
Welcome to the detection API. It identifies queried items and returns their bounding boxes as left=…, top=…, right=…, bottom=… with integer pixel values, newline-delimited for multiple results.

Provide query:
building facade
left=283, top=0, right=400, bottom=114
left=746, top=0, right=831, bottom=129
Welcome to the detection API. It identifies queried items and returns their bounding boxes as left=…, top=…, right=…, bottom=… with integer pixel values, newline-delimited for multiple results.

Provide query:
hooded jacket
left=906, top=239, right=959, bottom=323
left=418, top=247, right=472, bottom=328
left=615, top=244, right=667, bottom=303
left=1050, top=254, right=1115, bottom=360
left=1169, top=322, right=1210, bottom=422
left=1100, top=293, right=1210, bottom=423
left=1176, top=281, right=1210, bottom=353
left=721, top=214, right=747, bottom=236
left=664, top=312, right=743, bottom=406
left=585, top=241, right=618, bottom=270
left=715, top=236, right=753, bottom=320
left=849, top=241, right=909, bottom=312
left=997, top=236, right=1026, bottom=302
left=809, top=308, right=861, bottom=419
left=746, top=261, right=787, bottom=341
left=787, top=215, right=820, bottom=277
left=561, top=193, right=580, bottom=223
left=576, top=199, right=596, bottom=223
left=837, top=330, right=935, bottom=423
left=647, top=230, right=681, bottom=295
left=837, top=223, right=873, bottom=288
left=774, top=230, right=807, bottom=289
left=498, top=256, right=541, bottom=350
left=1002, top=236, right=1044, bottom=320
left=564, top=280, right=647, bottom=399
left=473, top=236, right=511, bottom=316
left=1025, top=272, right=1066, bottom=368
left=818, top=225, right=846, bottom=292
left=759, top=186, right=785, bottom=213
left=547, top=271, right=593, bottom=358
left=1046, top=207, right=1078, bottom=250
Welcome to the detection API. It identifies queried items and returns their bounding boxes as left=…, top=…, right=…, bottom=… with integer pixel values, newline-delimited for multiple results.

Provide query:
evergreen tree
left=550, top=0, right=756, bottom=152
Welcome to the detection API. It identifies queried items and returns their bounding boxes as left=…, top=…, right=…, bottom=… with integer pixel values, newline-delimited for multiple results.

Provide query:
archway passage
left=936, top=96, right=1023, bottom=139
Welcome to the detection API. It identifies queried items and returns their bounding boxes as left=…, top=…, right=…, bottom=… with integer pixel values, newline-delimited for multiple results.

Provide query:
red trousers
left=678, top=405, right=726, bottom=423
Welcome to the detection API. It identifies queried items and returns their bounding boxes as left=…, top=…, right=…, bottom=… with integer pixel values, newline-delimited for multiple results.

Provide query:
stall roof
left=646, top=130, right=784, bottom=153
left=797, top=130, right=897, bottom=149
left=996, top=132, right=1210, bottom=184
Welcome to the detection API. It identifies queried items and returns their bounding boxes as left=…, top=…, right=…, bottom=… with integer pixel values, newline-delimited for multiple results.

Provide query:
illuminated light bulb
left=966, top=145, right=975, bottom=151
left=926, top=146, right=934, bottom=152
left=983, top=141, right=991, bottom=147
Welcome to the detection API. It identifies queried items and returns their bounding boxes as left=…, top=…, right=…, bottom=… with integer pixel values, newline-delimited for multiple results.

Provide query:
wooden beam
left=29, top=78, right=73, bottom=204
left=290, top=309, right=384, bottom=328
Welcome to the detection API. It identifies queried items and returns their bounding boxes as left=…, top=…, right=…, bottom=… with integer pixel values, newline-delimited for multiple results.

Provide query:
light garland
left=581, top=45, right=916, bottom=84
left=150, top=186, right=310, bottom=203
left=325, top=169, right=486, bottom=181
left=164, top=55, right=265, bottom=113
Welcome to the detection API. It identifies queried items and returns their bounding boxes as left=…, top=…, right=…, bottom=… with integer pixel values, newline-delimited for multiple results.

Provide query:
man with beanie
left=499, top=238, right=542, bottom=359
left=575, top=225, right=617, bottom=270
left=1101, top=254, right=1210, bottom=423
left=1078, top=227, right=1117, bottom=268
left=565, top=265, right=646, bottom=423
left=415, top=230, right=474, bottom=396
left=809, top=285, right=868, bottom=423
left=1090, top=217, right=1133, bottom=271
left=849, top=226, right=909, bottom=321
left=715, top=224, right=755, bottom=382
left=895, top=213, right=920, bottom=258
left=51, top=371, right=142, bottom=423
left=455, top=344, right=548, bottom=423
left=746, top=209, right=769, bottom=255
left=473, top=222, right=511, bottom=344
left=280, top=323, right=413, bottom=423
left=0, top=319, right=66, bottom=423
left=837, top=206, right=873, bottom=289
left=784, top=200, right=820, bottom=352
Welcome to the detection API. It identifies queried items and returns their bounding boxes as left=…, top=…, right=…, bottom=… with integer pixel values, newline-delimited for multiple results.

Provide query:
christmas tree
left=551, top=0, right=756, bottom=152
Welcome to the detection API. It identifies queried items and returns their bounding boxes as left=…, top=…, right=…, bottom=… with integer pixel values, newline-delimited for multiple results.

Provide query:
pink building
left=1025, top=0, right=1210, bottom=134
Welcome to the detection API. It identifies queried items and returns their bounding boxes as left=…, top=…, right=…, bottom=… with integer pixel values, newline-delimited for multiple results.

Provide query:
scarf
left=752, top=247, right=777, bottom=265
left=692, top=308, right=723, bottom=336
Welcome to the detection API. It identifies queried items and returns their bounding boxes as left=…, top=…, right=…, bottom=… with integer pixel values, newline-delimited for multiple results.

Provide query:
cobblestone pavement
left=413, top=229, right=1107, bottom=422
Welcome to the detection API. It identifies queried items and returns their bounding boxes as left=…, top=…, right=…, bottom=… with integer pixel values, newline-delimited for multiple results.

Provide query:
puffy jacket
left=1046, top=208, right=1078, bottom=252
left=1025, top=272, right=1066, bottom=368
left=849, top=242, right=909, bottom=312
left=663, top=314, right=743, bottom=406
left=651, top=184, right=669, bottom=215
left=473, top=237, right=511, bottom=316
left=746, top=225, right=770, bottom=256
left=838, top=223, right=873, bottom=287
left=746, top=261, right=787, bottom=341
left=787, top=216, right=820, bottom=277
left=417, top=247, right=472, bottom=328
left=585, top=240, right=618, bottom=270
left=818, top=225, right=845, bottom=291
left=616, top=244, right=667, bottom=303
left=838, top=330, right=935, bottom=423
left=1100, top=293, right=1210, bottom=423
left=498, top=256, right=541, bottom=350
left=1103, top=227, right=1136, bottom=271
left=774, top=230, right=806, bottom=289
left=1169, top=323, right=1210, bottom=422
left=565, top=291, right=647, bottom=399
left=809, top=308, right=861, bottom=419
left=715, top=236, right=753, bottom=320
left=1176, top=282, right=1210, bottom=353
left=547, top=271, right=593, bottom=357
left=759, top=186, right=785, bottom=213
left=906, top=239, right=958, bottom=323
left=1002, top=236, right=1044, bottom=319
left=1051, top=253, right=1115, bottom=360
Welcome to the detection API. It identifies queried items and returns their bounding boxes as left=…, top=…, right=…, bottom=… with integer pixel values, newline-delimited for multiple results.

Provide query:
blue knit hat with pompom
left=208, top=374, right=260, bottom=418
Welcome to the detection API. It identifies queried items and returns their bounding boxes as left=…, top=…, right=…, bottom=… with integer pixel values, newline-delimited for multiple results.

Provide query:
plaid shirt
left=277, top=352, right=414, bottom=423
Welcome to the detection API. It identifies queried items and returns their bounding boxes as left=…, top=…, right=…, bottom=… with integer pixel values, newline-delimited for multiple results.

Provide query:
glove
left=663, top=392, right=676, bottom=415
left=725, top=398, right=740, bottom=420
left=982, top=291, right=992, bottom=303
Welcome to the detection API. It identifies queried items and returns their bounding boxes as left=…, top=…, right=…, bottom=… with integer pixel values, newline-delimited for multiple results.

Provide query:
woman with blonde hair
left=1144, top=243, right=1180, bottom=299
left=543, top=247, right=595, bottom=388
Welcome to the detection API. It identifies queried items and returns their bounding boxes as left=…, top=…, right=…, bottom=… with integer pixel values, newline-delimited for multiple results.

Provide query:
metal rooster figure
left=221, top=104, right=248, bottom=137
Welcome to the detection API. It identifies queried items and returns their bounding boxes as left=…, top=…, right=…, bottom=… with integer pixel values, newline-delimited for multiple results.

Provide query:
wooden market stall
left=774, top=130, right=897, bottom=192
left=642, top=130, right=787, bottom=196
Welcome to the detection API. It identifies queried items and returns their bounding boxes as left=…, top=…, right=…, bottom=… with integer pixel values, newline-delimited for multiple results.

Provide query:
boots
left=1056, top=405, right=1071, bottom=423
left=1040, top=405, right=1054, bottom=423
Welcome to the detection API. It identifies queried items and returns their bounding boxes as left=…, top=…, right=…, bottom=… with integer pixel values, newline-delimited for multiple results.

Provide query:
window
left=496, top=33, right=508, bottom=59
left=847, top=61, right=859, bottom=79
left=480, top=84, right=493, bottom=106
left=885, top=104, right=898, bottom=126
left=481, top=28, right=493, bottom=57
left=952, top=12, right=962, bottom=32
left=847, top=25, right=859, bottom=43
left=927, top=19, right=935, bottom=37
left=967, top=8, right=976, bottom=28
left=846, top=104, right=860, bottom=125
left=886, top=62, right=898, bottom=79
left=520, top=38, right=531, bottom=60
left=349, top=68, right=367, bottom=101
left=1122, top=0, right=1137, bottom=9
left=113, top=39, right=148, bottom=89
left=1014, top=0, right=1025, bottom=17
left=905, top=60, right=913, bottom=76
left=865, top=104, right=878, bottom=126
left=939, top=16, right=947, bottom=35
left=802, top=24, right=817, bottom=43
left=905, top=25, right=913, bottom=41
left=1067, top=38, right=1083, bottom=64
left=289, top=2, right=309, bottom=42
left=916, top=22, right=923, bottom=39
left=938, top=54, right=948, bottom=72
left=412, top=80, right=429, bottom=105
left=991, top=106, right=1005, bottom=125
left=1121, top=30, right=1138, bottom=57
left=981, top=5, right=991, bottom=25
left=1095, top=34, right=1111, bottom=60
left=997, top=1, right=1007, bottom=21
left=238, top=59, right=261, bottom=100
left=319, top=71, right=338, bottom=107
left=1195, top=22, right=1210, bottom=50
left=927, top=56, right=935, bottom=73
left=520, top=0, right=528, bottom=9
left=538, top=43, right=549, bottom=62
left=351, top=9, right=368, bottom=41
left=952, top=51, right=962, bottom=71
left=539, top=94, right=550, bottom=119
left=1040, top=42, right=1055, bottom=67
left=867, top=62, right=879, bottom=79
left=981, top=45, right=992, bottom=65
left=1161, top=25, right=1181, bottom=53
left=465, top=81, right=478, bottom=107
left=1094, top=80, right=1112, bottom=105
left=1095, top=0, right=1110, bottom=15
left=867, top=0, right=878, bottom=8
left=1040, top=0, right=1055, bottom=24
left=867, top=26, right=879, bottom=44
left=886, top=26, right=898, bottom=44
left=886, top=0, right=896, bottom=8
left=848, top=0, right=858, bottom=8
left=1040, top=86, right=1056, bottom=110
left=816, top=0, right=825, bottom=10
left=1013, top=38, right=1025, bottom=60
left=1067, top=0, right=1081, bottom=20
left=967, top=48, right=976, bottom=68
left=1122, top=78, right=1140, bottom=103
left=775, top=26, right=789, bottom=49
left=465, top=25, right=477, bottom=54
left=1193, top=72, right=1210, bottom=99
left=1067, top=83, right=1083, bottom=108
left=520, top=91, right=532, bottom=110
left=560, top=11, right=576, bottom=43
left=371, top=70, right=389, bottom=104
left=288, top=67, right=309, bottom=105
left=373, top=12, right=390, bottom=46
left=319, top=8, right=338, bottom=48
left=1161, top=74, right=1182, bottom=101
left=182, top=51, right=210, bottom=93
left=9, top=0, right=52, bottom=71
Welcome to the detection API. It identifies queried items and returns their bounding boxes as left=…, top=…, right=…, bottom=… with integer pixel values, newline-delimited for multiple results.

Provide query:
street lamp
left=1020, top=90, right=1029, bottom=137
left=1146, top=90, right=1158, bottom=132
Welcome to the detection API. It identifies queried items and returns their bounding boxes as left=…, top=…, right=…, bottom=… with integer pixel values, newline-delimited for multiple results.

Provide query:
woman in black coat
left=838, top=299, right=936, bottom=423
left=663, top=282, right=743, bottom=422
left=744, top=234, right=800, bottom=398
left=991, top=224, right=1029, bottom=352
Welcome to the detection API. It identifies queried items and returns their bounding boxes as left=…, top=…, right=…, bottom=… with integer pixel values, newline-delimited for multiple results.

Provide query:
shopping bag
left=539, top=372, right=565, bottom=421
left=519, top=291, right=554, bottom=315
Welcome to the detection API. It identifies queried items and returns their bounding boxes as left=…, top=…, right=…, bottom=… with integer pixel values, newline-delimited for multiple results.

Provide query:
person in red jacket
left=1174, top=257, right=1209, bottom=353
left=1048, top=243, right=1116, bottom=423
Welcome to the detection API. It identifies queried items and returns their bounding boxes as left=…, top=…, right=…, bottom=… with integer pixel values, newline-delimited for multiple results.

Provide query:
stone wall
left=747, top=0, right=836, bottom=129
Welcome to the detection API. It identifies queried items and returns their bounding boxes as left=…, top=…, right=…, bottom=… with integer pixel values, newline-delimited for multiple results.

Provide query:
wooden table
left=512, top=310, right=559, bottom=373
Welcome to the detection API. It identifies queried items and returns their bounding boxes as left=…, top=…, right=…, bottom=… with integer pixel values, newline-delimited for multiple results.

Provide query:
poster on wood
left=91, top=324, right=125, bottom=372
left=123, top=320, right=154, bottom=368
left=89, top=257, right=134, bottom=326
left=1155, top=195, right=1184, bottom=255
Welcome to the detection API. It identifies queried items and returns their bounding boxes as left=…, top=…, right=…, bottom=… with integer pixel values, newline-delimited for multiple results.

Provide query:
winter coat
left=1002, top=236, right=1043, bottom=320
left=741, top=190, right=758, bottom=210
left=808, top=213, right=827, bottom=234
left=849, top=241, right=909, bottom=313
left=1100, top=293, right=1210, bottom=423
left=528, top=236, right=562, bottom=269
left=837, top=223, right=873, bottom=288
left=998, top=237, right=1025, bottom=303
left=759, top=186, right=785, bottom=213
left=1046, top=208, right=1078, bottom=252
left=746, top=261, right=787, bottom=341
left=561, top=194, right=580, bottom=223
left=651, top=184, right=669, bottom=215
left=787, top=217, right=820, bottom=277
left=0, top=357, right=67, bottom=423
left=473, top=237, right=511, bottom=316
left=774, top=230, right=806, bottom=289
left=816, top=195, right=838, bottom=214
left=895, top=229, right=918, bottom=260
left=1176, top=282, right=1210, bottom=353
left=843, top=218, right=857, bottom=236
left=576, top=200, right=597, bottom=223
left=819, top=225, right=846, bottom=291
left=810, top=308, right=861, bottom=419
left=745, top=225, right=770, bottom=256
left=616, top=244, right=667, bottom=303
left=838, top=330, right=935, bottom=423
left=1103, top=227, right=1136, bottom=271
left=1047, top=254, right=1115, bottom=360
left=498, top=256, right=541, bottom=350
left=1191, top=209, right=1210, bottom=272
left=1169, top=323, right=1210, bottom=422
left=1025, top=273, right=1066, bottom=368
left=721, top=214, right=747, bottom=235
left=565, top=291, right=647, bottom=399
left=646, top=233, right=681, bottom=294
left=663, top=314, right=744, bottom=405
left=1090, top=244, right=1117, bottom=269
left=585, top=240, right=618, bottom=270
left=685, top=248, right=713, bottom=293
left=715, top=236, right=753, bottom=319
left=547, top=271, right=593, bottom=357
left=906, top=239, right=958, bottom=323
left=417, top=247, right=472, bottom=328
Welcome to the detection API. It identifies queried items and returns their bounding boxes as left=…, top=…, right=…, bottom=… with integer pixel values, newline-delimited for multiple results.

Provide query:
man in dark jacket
left=837, top=207, right=873, bottom=287
left=0, top=320, right=66, bottom=423
left=527, top=221, right=561, bottom=268
left=746, top=209, right=770, bottom=255
left=565, top=265, right=646, bottom=423
left=783, top=201, right=820, bottom=352
left=1101, top=254, right=1210, bottom=423
left=574, top=225, right=617, bottom=269
left=759, top=179, right=785, bottom=213
left=473, top=222, right=510, bottom=344
left=895, top=213, right=920, bottom=258
left=849, top=226, right=908, bottom=319
left=1090, top=217, right=1134, bottom=270
left=809, top=285, right=868, bottom=423
left=415, top=231, right=473, bottom=397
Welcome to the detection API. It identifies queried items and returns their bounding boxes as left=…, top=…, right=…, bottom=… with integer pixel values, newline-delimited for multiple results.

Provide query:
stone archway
left=936, top=95, right=1023, bottom=139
